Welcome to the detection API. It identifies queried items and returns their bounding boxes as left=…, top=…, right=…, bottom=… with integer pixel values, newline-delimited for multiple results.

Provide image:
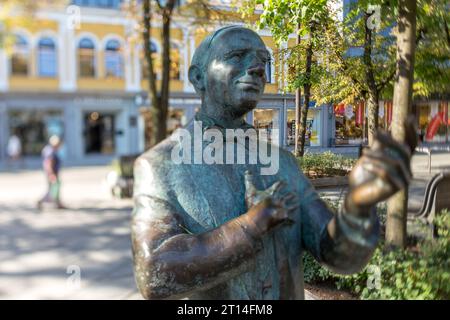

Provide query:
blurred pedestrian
left=6, top=132, right=22, bottom=169
left=37, top=135, right=66, bottom=210
left=418, top=128, right=425, bottom=144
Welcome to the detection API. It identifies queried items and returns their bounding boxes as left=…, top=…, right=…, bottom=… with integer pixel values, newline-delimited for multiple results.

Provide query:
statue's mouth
left=236, top=81, right=260, bottom=91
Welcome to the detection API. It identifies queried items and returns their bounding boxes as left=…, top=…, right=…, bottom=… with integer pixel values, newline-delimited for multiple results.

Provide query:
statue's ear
left=188, top=65, right=205, bottom=94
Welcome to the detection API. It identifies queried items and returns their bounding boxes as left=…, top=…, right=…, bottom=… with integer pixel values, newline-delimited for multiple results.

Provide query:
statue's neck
left=200, top=102, right=248, bottom=129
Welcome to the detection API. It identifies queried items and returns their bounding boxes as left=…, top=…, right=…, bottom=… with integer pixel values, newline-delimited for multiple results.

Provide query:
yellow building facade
left=0, top=1, right=308, bottom=164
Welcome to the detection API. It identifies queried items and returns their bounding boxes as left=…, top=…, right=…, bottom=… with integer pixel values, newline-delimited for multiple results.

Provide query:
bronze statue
left=131, top=26, right=417, bottom=299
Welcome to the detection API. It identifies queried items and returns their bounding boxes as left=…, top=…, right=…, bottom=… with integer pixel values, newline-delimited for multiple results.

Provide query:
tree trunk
left=386, top=0, right=417, bottom=249
left=142, top=0, right=159, bottom=147
left=298, top=29, right=313, bottom=157
left=142, top=0, right=176, bottom=147
left=294, top=88, right=302, bottom=157
left=363, top=12, right=379, bottom=146
left=294, top=28, right=302, bottom=157
left=156, top=9, right=173, bottom=145
left=366, top=92, right=378, bottom=145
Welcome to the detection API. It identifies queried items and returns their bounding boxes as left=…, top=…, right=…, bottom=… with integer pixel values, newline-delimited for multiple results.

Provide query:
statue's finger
left=349, top=179, right=394, bottom=208
left=373, top=130, right=411, bottom=165
left=281, top=192, right=297, bottom=203
left=285, top=203, right=300, bottom=213
left=282, top=193, right=299, bottom=208
left=266, top=180, right=287, bottom=195
left=244, top=170, right=257, bottom=195
left=285, top=198, right=300, bottom=210
left=361, top=157, right=405, bottom=191
left=364, top=149, right=412, bottom=184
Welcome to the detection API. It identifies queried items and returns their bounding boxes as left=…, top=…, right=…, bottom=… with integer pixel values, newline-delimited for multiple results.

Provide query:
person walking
left=37, top=135, right=65, bottom=210
left=6, top=132, right=22, bottom=169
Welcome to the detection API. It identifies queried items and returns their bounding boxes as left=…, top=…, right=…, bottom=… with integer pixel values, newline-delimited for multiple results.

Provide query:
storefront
left=8, top=109, right=64, bottom=156
left=83, top=111, right=116, bottom=155
left=139, top=103, right=195, bottom=151
left=333, top=99, right=450, bottom=145
left=0, top=93, right=142, bottom=163
left=285, top=107, right=322, bottom=147
left=253, top=108, right=280, bottom=144
left=333, top=102, right=366, bottom=146
left=415, top=100, right=449, bottom=143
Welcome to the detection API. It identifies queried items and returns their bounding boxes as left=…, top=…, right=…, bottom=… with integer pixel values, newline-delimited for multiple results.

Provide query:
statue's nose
left=247, top=63, right=266, bottom=79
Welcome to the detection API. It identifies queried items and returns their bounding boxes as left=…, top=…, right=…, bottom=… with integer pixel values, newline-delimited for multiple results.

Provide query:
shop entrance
left=8, top=110, right=64, bottom=156
left=253, top=108, right=280, bottom=144
left=83, top=112, right=115, bottom=154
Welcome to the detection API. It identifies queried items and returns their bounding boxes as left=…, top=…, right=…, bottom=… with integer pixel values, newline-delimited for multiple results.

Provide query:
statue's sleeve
left=131, top=157, right=264, bottom=299
left=291, top=155, right=380, bottom=275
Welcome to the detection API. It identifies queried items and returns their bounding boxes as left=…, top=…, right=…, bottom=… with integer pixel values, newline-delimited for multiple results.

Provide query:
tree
left=385, top=0, right=417, bottom=249
left=322, top=0, right=448, bottom=146
left=413, top=0, right=450, bottom=98
left=141, top=0, right=177, bottom=147
left=330, top=1, right=398, bottom=146
left=239, top=0, right=334, bottom=156
left=239, top=0, right=399, bottom=149
left=128, top=0, right=229, bottom=148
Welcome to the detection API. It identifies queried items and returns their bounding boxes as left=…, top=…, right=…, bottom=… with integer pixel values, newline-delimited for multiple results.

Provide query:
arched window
left=38, top=37, right=57, bottom=77
left=170, top=41, right=181, bottom=80
left=11, top=35, right=29, bottom=76
left=72, top=0, right=122, bottom=9
left=141, top=41, right=159, bottom=80
left=104, top=39, right=123, bottom=78
left=78, top=38, right=96, bottom=78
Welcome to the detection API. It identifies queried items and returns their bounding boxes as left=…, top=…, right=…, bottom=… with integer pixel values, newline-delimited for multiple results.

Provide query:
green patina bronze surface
left=131, top=26, right=416, bottom=300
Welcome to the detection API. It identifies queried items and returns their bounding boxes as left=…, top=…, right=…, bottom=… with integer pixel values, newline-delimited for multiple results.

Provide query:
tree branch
left=377, top=68, right=396, bottom=92
left=155, top=0, right=163, bottom=11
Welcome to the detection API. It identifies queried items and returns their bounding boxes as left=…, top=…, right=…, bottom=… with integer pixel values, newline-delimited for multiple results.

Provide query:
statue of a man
left=131, top=26, right=416, bottom=299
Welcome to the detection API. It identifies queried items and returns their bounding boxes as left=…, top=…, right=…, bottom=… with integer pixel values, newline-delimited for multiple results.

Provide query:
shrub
left=298, top=151, right=357, bottom=178
left=303, top=210, right=450, bottom=300
left=303, top=251, right=333, bottom=283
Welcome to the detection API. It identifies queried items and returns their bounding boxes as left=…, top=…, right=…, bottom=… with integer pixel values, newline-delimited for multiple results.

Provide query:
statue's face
left=205, top=29, right=269, bottom=118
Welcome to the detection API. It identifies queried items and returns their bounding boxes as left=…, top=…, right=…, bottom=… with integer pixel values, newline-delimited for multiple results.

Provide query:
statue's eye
left=232, top=52, right=244, bottom=59
left=225, top=51, right=245, bottom=60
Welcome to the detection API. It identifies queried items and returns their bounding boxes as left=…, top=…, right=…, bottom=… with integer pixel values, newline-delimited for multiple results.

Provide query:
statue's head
left=188, top=26, right=269, bottom=118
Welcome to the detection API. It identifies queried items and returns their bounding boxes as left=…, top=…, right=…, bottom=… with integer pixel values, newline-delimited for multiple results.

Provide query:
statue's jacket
left=131, top=117, right=379, bottom=300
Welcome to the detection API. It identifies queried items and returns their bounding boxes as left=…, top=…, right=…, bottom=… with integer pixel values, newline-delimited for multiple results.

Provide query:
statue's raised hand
left=243, top=170, right=299, bottom=234
left=345, top=117, right=418, bottom=217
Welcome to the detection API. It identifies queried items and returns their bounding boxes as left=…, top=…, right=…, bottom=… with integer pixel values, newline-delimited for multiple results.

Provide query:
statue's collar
left=194, top=111, right=254, bottom=131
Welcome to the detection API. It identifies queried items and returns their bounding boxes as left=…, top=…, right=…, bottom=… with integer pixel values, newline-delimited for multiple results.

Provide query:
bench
left=110, top=154, right=140, bottom=198
left=415, top=143, right=450, bottom=173
left=409, top=172, right=450, bottom=237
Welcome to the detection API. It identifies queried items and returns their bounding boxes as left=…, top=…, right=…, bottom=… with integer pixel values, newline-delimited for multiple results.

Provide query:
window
left=141, top=41, right=159, bottom=80
left=78, top=38, right=96, bottom=78
left=71, top=0, right=122, bottom=9
left=11, top=35, right=29, bottom=76
left=38, top=37, right=57, bottom=77
left=265, top=49, right=273, bottom=83
left=104, top=39, right=123, bottom=78
left=9, top=110, right=64, bottom=156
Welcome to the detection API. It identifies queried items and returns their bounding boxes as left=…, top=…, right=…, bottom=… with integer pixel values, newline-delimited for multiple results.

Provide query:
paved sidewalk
left=1, top=151, right=448, bottom=300
left=0, top=166, right=141, bottom=299
left=319, top=152, right=450, bottom=210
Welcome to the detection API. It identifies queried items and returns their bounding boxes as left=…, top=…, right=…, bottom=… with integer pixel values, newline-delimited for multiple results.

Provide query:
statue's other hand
left=346, top=117, right=418, bottom=216
left=244, top=170, right=299, bottom=234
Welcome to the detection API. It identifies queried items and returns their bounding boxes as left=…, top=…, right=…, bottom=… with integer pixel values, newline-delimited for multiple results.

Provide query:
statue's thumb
left=244, top=170, right=257, bottom=196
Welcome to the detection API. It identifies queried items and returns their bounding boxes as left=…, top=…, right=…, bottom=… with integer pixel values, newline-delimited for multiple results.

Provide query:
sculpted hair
left=190, top=25, right=245, bottom=73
